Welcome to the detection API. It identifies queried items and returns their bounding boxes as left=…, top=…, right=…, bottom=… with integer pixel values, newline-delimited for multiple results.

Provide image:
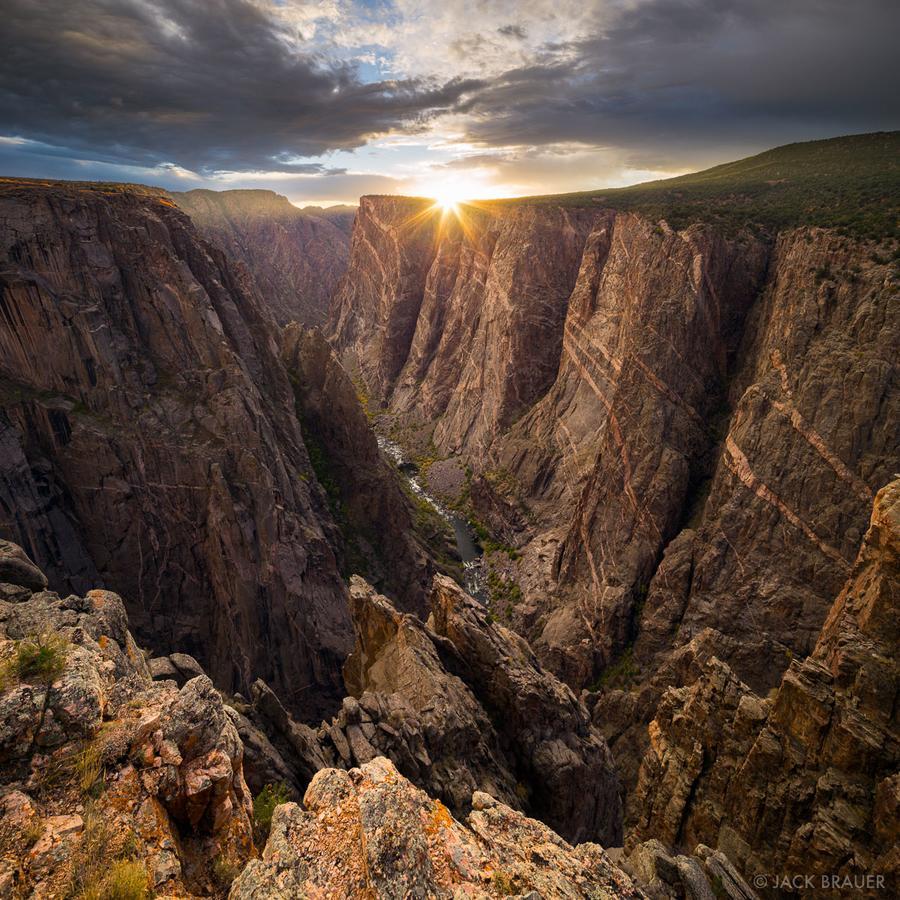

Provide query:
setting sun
left=430, top=188, right=468, bottom=213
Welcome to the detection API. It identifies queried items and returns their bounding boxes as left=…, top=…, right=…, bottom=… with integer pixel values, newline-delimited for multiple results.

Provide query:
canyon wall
left=330, top=195, right=899, bottom=767
left=630, top=476, right=899, bottom=886
left=0, top=180, right=355, bottom=717
left=171, top=189, right=354, bottom=327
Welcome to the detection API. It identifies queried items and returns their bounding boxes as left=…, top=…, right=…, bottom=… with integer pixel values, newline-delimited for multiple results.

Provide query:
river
left=377, top=436, right=487, bottom=603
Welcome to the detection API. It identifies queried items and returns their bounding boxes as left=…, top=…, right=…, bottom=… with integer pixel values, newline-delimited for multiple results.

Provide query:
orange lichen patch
left=427, top=799, right=454, bottom=834
left=98, top=634, right=109, bottom=649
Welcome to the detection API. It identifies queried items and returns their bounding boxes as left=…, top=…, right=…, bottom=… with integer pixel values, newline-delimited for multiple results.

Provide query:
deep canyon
left=0, top=132, right=897, bottom=898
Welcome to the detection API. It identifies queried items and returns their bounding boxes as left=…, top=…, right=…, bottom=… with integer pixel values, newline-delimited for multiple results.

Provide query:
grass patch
left=80, top=860, right=149, bottom=900
left=212, top=854, right=242, bottom=890
left=23, top=817, right=45, bottom=848
left=253, top=782, right=290, bottom=842
left=36, top=724, right=122, bottom=800
left=0, top=631, right=69, bottom=690
left=67, top=807, right=147, bottom=900
left=75, top=741, right=106, bottom=797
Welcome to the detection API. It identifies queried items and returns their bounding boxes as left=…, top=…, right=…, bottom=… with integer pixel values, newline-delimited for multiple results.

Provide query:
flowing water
left=377, top=435, right=486, bottom=602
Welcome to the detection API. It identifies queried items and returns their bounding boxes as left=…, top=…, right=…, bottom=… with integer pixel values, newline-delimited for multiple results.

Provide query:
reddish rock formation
left=630, top=477, right=899, bottom=889
left=0, top=179, right=352, bottom=718
left=171, top=189, right=354, bottom=327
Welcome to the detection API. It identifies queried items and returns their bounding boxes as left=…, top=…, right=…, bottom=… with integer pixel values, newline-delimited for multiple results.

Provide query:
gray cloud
left=0, top=0, right=481, bottom=174
left=1, top=0, right=897, bottom=194
left=498, top=25, right=527, bottom=40
left=458, top=0, right=900, bottom=166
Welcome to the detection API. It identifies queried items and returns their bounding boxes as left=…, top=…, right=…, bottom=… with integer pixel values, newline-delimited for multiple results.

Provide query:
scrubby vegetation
left=591, top=646, right=640, bottom=691
left=0, top=631, right=69, bottom=689
left=486, top=568, right=523, bottom=621
left=496, top=132, right=900, bottom=239
left=253, top=782, right=291, bottom=841
left=68, top=807, right=147, bottom=899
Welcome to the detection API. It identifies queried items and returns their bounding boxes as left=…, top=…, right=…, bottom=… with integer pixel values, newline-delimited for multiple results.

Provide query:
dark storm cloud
left=0, top=0, right=481, bottom=173
left=459, top=0, right=900, bottom=165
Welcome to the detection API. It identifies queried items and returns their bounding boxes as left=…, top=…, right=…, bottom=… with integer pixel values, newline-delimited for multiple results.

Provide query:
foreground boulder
left=230, top=756, right=644, bottom=899
left=0, top=542, right=253, bottom=897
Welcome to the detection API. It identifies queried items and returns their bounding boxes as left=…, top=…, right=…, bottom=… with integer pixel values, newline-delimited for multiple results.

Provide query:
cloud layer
left=1, top=0, right=898, bottom=201
left=0, top=0, right=479, bottom=173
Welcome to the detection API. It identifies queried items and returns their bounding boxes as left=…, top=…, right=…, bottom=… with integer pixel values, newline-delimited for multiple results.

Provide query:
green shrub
left=591, top=646, right=640, bottom=691
left=0, top=631, right=69, bottom=689
left=492, top=870, right=518, bottom=895
left=253, top=782, right=290, bottom=841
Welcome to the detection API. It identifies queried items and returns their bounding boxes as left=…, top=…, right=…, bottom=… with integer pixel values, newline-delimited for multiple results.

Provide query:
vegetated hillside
left=492, top=131, right=900, bottom=238
left=170, top=188, right=355, bottom=326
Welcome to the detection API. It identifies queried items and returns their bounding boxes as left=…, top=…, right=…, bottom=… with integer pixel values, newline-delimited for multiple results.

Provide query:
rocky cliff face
left=281, top=325, right=434, bottom=614
left=0, top=541, right=254, bottom=897
left=171, top=189, right=354, bottom=327
left=330, top=197, right=898, bottom=705
left=0, top=179, right=353, bottom=718
left=630, top=476, right=899, bottom=889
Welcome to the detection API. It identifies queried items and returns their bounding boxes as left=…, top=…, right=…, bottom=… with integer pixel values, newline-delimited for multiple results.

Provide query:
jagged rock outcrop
left=0, top=179, right=353, bottom=718
left=0, top=542, right=254, bottom=897
left=429, top=574, right=623, bottom=846
left=625, top=839, right=758, bottom=900
left=148, top=651, right=206, bottom=687
left=337, top=575, right=522, bottom=814
left=629, top=477, right=900, bottom=889
left=171, top=189, right=354, bottom=327
left=281, top=325, right=434, bottom=613
left=233, top=574, right=622, bottom=847
left=229, top=756, right=644, bottom=900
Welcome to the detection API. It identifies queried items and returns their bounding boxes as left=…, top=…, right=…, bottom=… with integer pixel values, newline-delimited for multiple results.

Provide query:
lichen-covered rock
left=0, top=543, right=253, bottom=898
left=229, top=756, right=645, bottom=900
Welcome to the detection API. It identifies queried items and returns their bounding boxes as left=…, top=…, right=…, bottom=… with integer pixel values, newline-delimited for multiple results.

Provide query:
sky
left=1, top=0, right=898, bottom=206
